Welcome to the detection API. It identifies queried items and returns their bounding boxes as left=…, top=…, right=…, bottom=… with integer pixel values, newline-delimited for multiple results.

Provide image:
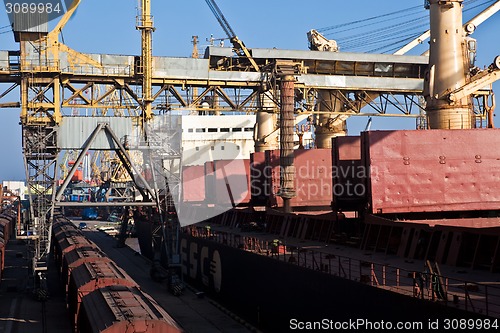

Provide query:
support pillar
left=255, top=91, right=278, bottom=152
left=315, top=90, right=347, bottom=148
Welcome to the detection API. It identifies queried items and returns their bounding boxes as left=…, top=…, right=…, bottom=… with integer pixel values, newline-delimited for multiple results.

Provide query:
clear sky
left=0, top=0, right=499, bottom=181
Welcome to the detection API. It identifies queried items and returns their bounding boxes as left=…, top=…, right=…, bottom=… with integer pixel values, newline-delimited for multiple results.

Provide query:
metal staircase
left=142, top=112, right=184, bottom=293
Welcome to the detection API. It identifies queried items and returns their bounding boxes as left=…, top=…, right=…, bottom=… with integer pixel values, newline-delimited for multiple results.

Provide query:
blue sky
left=0, top=0, right=499, bottom=181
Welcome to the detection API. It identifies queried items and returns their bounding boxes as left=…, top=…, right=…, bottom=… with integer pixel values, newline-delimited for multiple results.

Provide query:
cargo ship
left=2, top=0, right=500, bottom=332
left=132, top=1, right=500, bottom=331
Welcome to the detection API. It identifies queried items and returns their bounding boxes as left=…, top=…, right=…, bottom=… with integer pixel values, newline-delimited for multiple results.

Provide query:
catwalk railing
left=186, top=226, right=500, bottom=319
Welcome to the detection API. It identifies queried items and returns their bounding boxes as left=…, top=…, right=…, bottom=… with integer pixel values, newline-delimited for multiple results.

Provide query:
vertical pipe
left=425, top=0, right=472, bottom=129
left=279, top=75, right=296, bottom=213
left=17, top=197, right=21, bottom=237
left=486, top=93, right=495, bottom=128
left=213, top=90, right=221, bottom=116
left=255, top=91, right=278, bottom=152
left=20, top=71, right=28, bottom=124
left=53, top=77, right=61, bottom=124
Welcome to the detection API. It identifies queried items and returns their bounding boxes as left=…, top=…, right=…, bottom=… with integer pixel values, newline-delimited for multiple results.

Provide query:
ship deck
left=190, top=219, right=500, bottom=319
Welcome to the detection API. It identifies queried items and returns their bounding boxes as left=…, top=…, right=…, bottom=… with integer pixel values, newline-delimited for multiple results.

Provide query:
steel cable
left=317, top=0, right=495, bottom=53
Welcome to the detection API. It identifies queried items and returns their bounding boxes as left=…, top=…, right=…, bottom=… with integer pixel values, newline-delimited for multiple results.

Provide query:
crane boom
left=204, top=0, right=260, bottom=71
left=205, top=0, right=235, bottom=38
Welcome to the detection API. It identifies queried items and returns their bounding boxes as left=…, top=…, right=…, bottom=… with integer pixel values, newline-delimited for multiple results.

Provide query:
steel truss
left=7, top=70, right=467, bottom=119
left=22, top=124, right=58, bottom=277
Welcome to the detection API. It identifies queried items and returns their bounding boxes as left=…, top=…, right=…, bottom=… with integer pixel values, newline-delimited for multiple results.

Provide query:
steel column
left=255, top=90, right=278, bottom=152
left=315, top=90, right=347, bottom=148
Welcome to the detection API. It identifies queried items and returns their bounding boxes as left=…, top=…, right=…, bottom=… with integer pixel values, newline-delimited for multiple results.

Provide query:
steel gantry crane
left=0, top=0, right=183, bottom=294
left=422, top=0, right=500, bottom=130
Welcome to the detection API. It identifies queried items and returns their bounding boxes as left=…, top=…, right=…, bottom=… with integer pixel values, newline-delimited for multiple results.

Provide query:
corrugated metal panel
left=69, top=261, right=135, bottom=295
left=59, top=54, right=134, bottom=75
left=58, top=117, right=137, bottom=150
left=59, top=52, right=69, bottom=71
left=101, top=54, right=134, bottom=66
left=86, top=53, right=102, bottom=64
left=101, top=54, right=134, bottom=75
left=12, top=12, right=48, bottom=33
left=22, top=43, right=42, bottom=62
left=0, top=51, right=9, bottom=71
left=154, top=57, right=208, bottom=79
left=298, top=75, right=423, bottom=92
left=364, top=129, right=500, bottom=214
left=298, top=75, right=346, bottom=88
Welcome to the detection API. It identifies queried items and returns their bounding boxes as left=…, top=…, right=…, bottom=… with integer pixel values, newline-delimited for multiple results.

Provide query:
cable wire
left=318, top=0, right=495, bottom=53
left=317, top=4, right=422, bottom=33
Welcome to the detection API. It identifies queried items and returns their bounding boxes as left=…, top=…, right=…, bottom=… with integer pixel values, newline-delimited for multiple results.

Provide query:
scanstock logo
left=4, top=1, right=77, bottom=31
left=135, top=115, right=249, bottom=227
